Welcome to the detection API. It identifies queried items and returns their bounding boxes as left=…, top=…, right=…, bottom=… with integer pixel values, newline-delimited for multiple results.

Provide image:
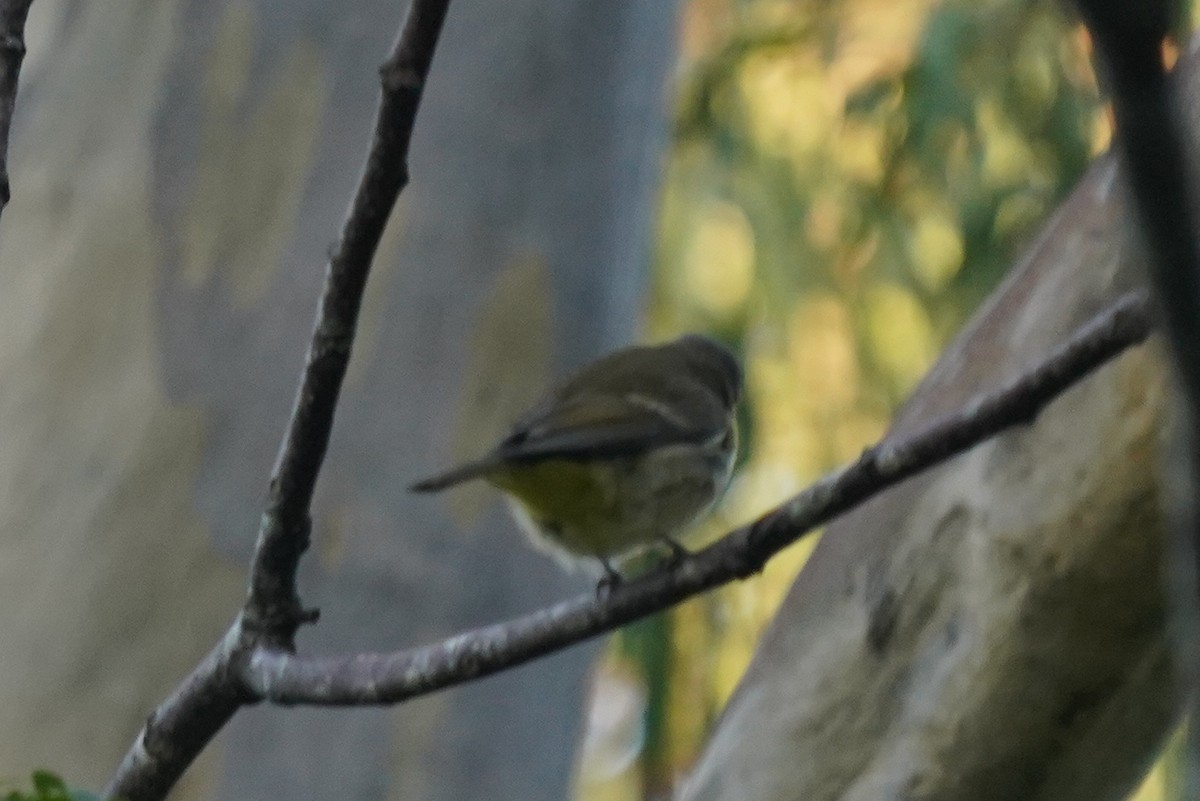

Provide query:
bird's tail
left=409, top=458, right=501, bottom=493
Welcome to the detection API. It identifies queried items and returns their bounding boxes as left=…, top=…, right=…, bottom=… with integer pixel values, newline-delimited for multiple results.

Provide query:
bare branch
left=94, top=0, right=1167, bottom=792
left=245, top=0, right=452, bottom=645
left=241, top=291, right=1154, bottom=706
left=106, top=635, right=248, bottom=801
left=1074, top=0, right=1200, bottom=780
left=1076, top=9, right=1198, bottom=415
left=103, top=2, right=452, bottom=798
left=0, top=0, right=34, bottom=218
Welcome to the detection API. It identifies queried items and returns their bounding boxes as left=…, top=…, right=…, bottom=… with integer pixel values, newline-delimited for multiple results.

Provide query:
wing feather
left=495, top=392, right=710, bottom=463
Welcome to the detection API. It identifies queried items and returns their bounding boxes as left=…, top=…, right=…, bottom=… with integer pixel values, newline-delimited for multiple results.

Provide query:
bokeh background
left=577, top=1, right=1186, bottom=799
left=0, top=0, right=1189, bottom=798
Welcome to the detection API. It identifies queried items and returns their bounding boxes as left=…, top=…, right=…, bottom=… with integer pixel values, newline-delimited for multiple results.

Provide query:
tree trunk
left=677, top=42, right=1199, bottom=801
left=0, top=1, right=679, bottom=798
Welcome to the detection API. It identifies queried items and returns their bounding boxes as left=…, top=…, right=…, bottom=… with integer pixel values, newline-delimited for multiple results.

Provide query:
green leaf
left=31, top=772, right=69, bottom=801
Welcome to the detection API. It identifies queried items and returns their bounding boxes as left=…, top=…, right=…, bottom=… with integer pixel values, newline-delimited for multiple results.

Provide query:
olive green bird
left=411, top=334, right=743, bottom=584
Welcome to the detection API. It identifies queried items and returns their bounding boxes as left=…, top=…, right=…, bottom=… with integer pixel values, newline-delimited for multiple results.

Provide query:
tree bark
left=677, top=46, right=1199, bottom=801
left=0, top=1, right=679, bottom=798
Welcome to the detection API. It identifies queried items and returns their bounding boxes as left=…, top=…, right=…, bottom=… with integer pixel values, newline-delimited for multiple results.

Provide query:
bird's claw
left=595, top=559, right=623, bottom=599
left=661, top=538, right=689, bottom=569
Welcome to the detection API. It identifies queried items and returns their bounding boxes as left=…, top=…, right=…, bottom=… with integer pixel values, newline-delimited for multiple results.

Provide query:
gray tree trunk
left=677, top=49, right=1199, bottom=801
left=0, top=1, right=679, bottom=798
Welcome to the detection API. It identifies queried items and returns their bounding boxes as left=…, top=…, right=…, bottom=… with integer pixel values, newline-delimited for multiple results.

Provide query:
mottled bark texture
left=0, top=1, right=678, bottom=799
left=677, top=42, right=1200, bottom=801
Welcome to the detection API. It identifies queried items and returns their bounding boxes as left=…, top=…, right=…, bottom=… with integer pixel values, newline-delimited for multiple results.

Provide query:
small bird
left=411, top=334, right=743, bottom=586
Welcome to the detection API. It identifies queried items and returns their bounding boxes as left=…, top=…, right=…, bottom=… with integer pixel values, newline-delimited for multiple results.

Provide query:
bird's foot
left=595, top=559, right=623, bottom=600
left=660, top=538, right=690, bottom=569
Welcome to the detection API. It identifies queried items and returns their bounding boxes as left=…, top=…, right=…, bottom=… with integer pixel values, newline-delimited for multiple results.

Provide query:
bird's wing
left=495, top=391, right=712, bottom=463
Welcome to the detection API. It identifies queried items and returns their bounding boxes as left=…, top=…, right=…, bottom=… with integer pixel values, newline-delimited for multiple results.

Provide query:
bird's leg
left=595, top=558, right=623, bottom=599
left=660, top=537, right=690, bottom=569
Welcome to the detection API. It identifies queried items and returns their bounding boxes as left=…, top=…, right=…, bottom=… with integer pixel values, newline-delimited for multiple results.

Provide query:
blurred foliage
left=1, top=772, right=97, bottom=801
left=570, top=0, right=1160, bottom=798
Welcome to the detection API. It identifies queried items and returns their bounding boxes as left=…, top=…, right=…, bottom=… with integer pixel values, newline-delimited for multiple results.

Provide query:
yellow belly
left=489, top=459, right=623, bottom=554
left=487, top=443, right=730, bottom=559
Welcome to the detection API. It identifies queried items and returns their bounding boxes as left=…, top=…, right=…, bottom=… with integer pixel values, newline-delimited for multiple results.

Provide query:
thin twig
left=245, top=0, right=452, bottom=645
left=106, top=634, right=248, bottom=801
left=241, top=291, right=1154, bottom=706
left=102, top=2, right=452, bottom=798
left=0, top=0, right=34, bottom=218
